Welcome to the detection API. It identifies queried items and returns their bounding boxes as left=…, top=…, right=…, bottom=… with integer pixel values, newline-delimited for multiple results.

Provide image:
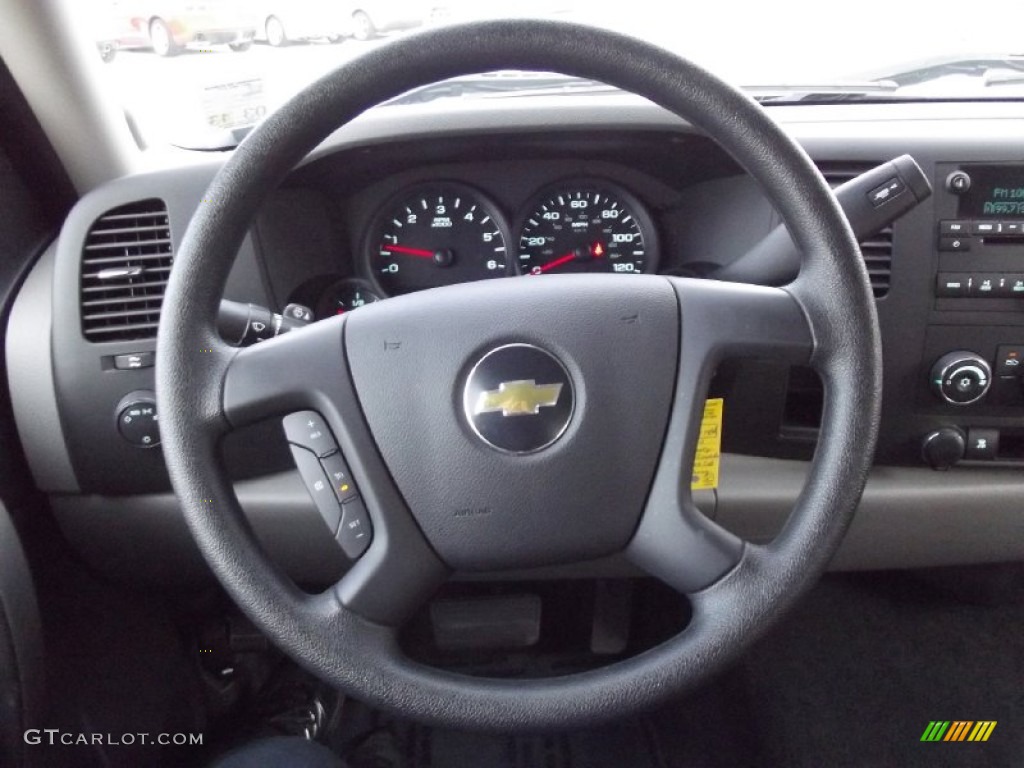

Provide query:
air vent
left=80, top=199, right=173, bottom=341
left=818, top=162, right=893, bottom=298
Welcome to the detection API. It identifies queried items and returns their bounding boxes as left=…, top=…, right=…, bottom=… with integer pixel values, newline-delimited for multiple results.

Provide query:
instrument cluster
left=312, top=177, right=660, bottom=318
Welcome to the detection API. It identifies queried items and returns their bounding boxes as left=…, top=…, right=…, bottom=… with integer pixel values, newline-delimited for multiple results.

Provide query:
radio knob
left=922, top=427, right=966, bottom=470
left=930, top=351, right=991, bottom=405
left=945, top=170, right=972, bottom=195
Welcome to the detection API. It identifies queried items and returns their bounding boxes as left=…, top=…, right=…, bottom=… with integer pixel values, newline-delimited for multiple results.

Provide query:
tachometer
left=368, top=183, right=510, bottom=295
left=516, top=183, right=657, bottom=275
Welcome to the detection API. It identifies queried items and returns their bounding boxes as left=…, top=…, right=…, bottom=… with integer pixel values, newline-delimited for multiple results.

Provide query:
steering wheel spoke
left=332, top=515, right=448, bottom=626
left=626, top=277, right=814, bottom=593
left=221, top=316, right=351, bottom=429
left=671, top=277, right=814, bottom=366
left=219, top=314, right=449, bottom=626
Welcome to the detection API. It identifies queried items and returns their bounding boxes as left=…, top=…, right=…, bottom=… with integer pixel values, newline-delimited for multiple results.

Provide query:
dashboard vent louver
left=818, top=162, right=893, bottom=298
left=80, top=199, right=173, bottom=341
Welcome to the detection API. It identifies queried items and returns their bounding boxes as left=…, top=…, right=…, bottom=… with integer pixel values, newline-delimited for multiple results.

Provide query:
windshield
left=73, top=0, right=1024, bottom=149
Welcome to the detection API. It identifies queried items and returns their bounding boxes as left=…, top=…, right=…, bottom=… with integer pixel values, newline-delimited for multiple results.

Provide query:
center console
left=916, top=163, right=1024, bottom=467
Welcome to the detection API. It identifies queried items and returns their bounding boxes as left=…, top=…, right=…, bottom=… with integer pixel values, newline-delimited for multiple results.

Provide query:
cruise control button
left=282, top=411, right=339, bottom=458
left=939, top=220, right=969, bottom=235
left=936, top=273, right=970, bottom=297
left=965, top=428, right=999, bottom=461
left=320, top=453, right=359, bottom=503
left=289, top=445, right=342, bottom=533
left=337, top=497, right=372, bottom=559
left=938, top=236, right=970, bottom=252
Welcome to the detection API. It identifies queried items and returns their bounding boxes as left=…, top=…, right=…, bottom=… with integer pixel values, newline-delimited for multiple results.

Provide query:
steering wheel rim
left=156, top=19, right=881, bottom=730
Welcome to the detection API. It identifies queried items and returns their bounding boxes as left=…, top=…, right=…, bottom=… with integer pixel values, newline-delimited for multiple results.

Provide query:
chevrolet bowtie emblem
left=474, top=379, right=563, bottom=417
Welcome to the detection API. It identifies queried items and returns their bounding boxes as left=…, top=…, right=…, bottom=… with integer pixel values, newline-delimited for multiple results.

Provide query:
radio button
left=939, top=235, right=970, bottom=252
left=1000, top=222, right=1024, bottom=235
left=972, top=221, right=999, bottom=236
left=936, top=273, right=970, bottom=297
left=1007, top=276, right=1024, bottom=296
left=989, top=275, right=1012, bottom=297
left=973, top=274, right=999, bottom=296
left=939, top=220, right=969, bottom=235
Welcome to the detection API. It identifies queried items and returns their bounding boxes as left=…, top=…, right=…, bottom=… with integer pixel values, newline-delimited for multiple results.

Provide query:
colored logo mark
left=921, top=721, right=997, bottom=742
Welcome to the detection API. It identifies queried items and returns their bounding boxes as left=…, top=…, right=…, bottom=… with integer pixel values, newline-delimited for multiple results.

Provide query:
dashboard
left=8, top=96, right=1024, bottom=586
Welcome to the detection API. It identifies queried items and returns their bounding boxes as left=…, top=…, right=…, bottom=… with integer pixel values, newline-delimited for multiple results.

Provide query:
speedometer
left=516, top=183, right=657, bottom=275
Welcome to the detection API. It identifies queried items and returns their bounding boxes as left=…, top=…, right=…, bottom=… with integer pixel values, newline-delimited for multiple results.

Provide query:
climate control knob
left=930, top=351, right=991, bottom=405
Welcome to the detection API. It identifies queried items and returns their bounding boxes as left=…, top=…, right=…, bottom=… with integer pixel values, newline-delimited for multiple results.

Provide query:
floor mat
left=388, top=719, right=663, bottom=768
left=740, top=571, right=1024, bottom=768
left=370, top=570, right=1023, bottom=768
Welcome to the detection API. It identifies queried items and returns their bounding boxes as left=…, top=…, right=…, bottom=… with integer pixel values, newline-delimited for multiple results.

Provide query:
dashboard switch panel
left=115, top=391, right=160, bottom=448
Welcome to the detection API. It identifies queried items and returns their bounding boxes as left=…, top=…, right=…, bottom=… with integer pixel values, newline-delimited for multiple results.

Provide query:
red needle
left=383, top=244, right=434, bottom=258
left=531, top=252, right=576, bottom=275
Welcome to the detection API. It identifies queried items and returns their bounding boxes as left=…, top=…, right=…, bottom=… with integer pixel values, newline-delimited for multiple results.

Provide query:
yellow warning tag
left=691, top=398, right=723, bottom=490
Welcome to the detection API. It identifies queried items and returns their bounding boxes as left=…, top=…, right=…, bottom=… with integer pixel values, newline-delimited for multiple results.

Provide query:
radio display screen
left=959, top=165, right=1024, bottom=218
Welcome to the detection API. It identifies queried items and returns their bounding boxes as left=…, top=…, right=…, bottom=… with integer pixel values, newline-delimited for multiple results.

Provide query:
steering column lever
left=712, top=154, right=931, bottom=285
left=217, top=299, right=313, bottom=347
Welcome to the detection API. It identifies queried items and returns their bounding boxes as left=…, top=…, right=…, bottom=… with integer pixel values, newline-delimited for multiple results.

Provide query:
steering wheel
left=156, top=20, right=881, bottom=730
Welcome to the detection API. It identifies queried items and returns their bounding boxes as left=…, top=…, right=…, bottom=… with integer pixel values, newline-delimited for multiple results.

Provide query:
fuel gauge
left=317, top=279, right=382, bottom=319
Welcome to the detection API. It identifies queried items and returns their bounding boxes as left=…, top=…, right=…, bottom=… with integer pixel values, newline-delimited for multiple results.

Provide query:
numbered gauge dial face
left=517, top=184, right=657, bottom=275
left=368, top=184, right=511, bottom=295
left=315, top=279, right=381, bottom=319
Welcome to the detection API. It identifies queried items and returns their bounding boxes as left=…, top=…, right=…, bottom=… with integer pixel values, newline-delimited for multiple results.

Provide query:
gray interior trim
left=302, top=98, right=1024, bottom=167
left=0, top=502, right=44, bottom=749
left=6, top=244, right=79, bottom=493
left=0, top=0, right=137, bottom=192
left=51, top=471, right=347, bottom=586
left=48, top=451, right=1024, bottom=586
left=717, top=454, right=1024, bottom=569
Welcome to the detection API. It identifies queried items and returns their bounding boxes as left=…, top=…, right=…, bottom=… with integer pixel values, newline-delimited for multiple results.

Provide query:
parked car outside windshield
left=75, top=0, right=1024, bottom=149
